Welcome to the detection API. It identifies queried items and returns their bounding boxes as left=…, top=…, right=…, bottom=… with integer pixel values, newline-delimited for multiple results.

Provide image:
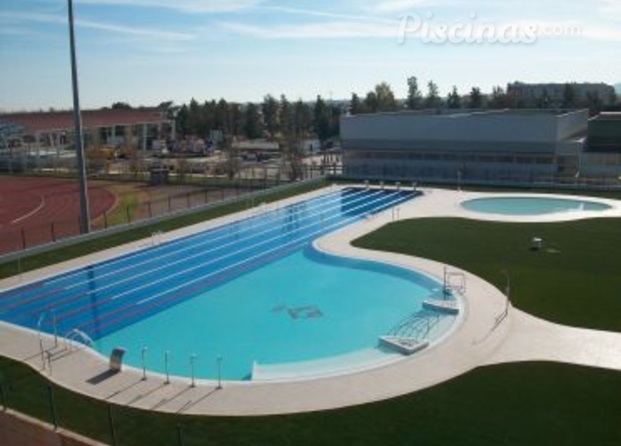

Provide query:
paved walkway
left=1, top=186, right=620, bottom=416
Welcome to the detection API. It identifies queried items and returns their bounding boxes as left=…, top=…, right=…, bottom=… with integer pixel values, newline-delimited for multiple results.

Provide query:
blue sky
left=1, top=0, right=620, bottom=111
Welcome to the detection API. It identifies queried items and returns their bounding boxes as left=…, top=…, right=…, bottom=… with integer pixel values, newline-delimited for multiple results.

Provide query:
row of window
left=345, top=151, right=556, bottom=165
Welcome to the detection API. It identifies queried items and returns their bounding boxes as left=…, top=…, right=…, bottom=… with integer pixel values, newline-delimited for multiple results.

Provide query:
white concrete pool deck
left=1, top=185, right=621, bottom=416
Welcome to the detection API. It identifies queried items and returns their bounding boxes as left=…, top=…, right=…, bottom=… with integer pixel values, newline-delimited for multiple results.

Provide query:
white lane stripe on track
left=11, top=196, right=45, bottom=224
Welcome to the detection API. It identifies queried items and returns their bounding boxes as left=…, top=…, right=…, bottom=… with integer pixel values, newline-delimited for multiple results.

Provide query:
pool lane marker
left=50, top=190, right=401, bottom=325
left=2, top=189, right=359, bottom=308
left=44, top=188, right=351, bottom=286
left=8, top=190, right=373, bottom=315
left=73, top=192, right=413, bottom=335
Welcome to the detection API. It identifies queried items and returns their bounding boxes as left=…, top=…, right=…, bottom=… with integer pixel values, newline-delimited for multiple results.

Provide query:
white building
left=341, top=109, right=595, bottom=184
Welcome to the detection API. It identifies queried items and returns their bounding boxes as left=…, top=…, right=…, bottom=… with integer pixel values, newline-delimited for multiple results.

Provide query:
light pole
left=67, top=0, right=91, bottom=234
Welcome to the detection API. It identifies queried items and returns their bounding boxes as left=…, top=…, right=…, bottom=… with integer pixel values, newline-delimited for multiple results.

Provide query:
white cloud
left=219, top=20, right=396, bottom=39
left=76, top=0, right=263, bottom=14
left=369, top=0, right=437, bottom=13
left=259, top=6, right=395, bottom=24
left=0, top=11, right=195, bottom=42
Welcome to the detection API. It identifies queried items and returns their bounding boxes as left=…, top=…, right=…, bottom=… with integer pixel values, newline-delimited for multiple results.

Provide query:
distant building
left=341, top=109, right=610, bottom=184
left=0, top=107, right=175, bottom=152
left=507, top=82, right=615, bottom=107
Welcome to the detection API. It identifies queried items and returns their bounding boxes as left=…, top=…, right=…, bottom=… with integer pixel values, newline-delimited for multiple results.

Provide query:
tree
left=111, top=102, right=132, bottom=109
left=363, top=91, right=379, bottom=113
left=374, top=82, right=398, bottom=112
left=489, top=86, right=509, bottom=109
left=186, top=98, right=202, bottom=136
left=280, top=135, right=304, bottom=181
left=243, top=103, right=263, bottom=139
left=215, top=99, right=230, bottom=134
left=562, top=84, right=577, bottom=108
left=446, top=86, right=462, bottom=109
left=262, top=95, right=280, bottom=138
left=176, top=104, right=189, bottom=136
left=219, top=136, right=240, bottom=179
left=468, top=87, right=483, bottom=109
left=314, top=95, right=332, bottom=144
left=424, top=81, right=441, bottom=108
left=406, top=76, right=423, bottom=110
left=229, top=103, right=244, bottom=137
left=350, top=93, right=365, bottom=115
left=292, top=99, right=312, bottom=138
left=279, top=95, right=295, bottom=138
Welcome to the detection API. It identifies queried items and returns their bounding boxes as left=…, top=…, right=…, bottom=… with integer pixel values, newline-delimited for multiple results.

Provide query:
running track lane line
left=10, top=196, right=45, bottom=225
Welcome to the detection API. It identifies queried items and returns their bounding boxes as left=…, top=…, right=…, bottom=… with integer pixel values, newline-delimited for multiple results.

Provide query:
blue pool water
left=462, top=196, right=611, bottom=215
left=1, top=188, right=458, bottom=380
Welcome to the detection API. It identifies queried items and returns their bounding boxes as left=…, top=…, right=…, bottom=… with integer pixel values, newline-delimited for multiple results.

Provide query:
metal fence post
left=0, top=381, right=6, bottom=411
left=21, top=229, right=26, bottom=250
left=108, top=404, right=118, bottom=446
left=176, top=424, right=185, bottom=446
left=51, top=222, right=56, bottom=242
left=104, top=212, right=108, bottom=229
left=47, top=384, right=58, bottom=430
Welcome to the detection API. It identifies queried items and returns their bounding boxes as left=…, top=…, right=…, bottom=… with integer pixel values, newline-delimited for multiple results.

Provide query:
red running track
left=0, top=176, right=116, bottom=255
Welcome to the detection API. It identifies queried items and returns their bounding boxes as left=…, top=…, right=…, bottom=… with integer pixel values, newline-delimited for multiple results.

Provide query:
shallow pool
left=462, top=196, right=612, bottom=216
left=97, top=247, right=454, bottom=381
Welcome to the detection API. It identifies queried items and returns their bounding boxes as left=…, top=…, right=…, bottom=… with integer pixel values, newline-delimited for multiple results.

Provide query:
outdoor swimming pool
left=462, top=196, right=612, bottom=216
left=1, top=187, right=460, bottom=381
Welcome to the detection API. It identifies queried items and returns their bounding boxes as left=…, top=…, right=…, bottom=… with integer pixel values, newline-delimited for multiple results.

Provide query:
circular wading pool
left=461, top=196, right=612, bottom=216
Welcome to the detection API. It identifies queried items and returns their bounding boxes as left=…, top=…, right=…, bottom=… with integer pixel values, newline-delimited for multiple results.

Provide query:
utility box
left=150, top=167, right=169, bottom=185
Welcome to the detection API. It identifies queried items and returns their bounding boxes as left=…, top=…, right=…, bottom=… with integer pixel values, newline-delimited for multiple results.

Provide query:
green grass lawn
left=3, top=185, right=621, bottom=444
left=1, top=357, right=620, bottom=446
left=354, top=217, right=621, bottom=332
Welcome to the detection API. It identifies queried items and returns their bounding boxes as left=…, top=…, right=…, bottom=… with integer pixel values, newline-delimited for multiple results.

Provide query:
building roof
left=344, top=108, right=586, bottom=120
left=0, top=108, right=170, bottom=134
left=590, top=112, right=621, bottom=121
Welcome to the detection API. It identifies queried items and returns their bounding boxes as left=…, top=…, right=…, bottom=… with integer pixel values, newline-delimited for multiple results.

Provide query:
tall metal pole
left=68, top=0, right=91, bottom=234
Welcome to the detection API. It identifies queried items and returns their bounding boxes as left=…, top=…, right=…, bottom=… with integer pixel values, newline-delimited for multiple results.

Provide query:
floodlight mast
left=68, top=0, right=91, bottom=234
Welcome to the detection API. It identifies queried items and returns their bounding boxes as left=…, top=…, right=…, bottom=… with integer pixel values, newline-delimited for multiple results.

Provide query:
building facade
left=341, top=109, right=596, bottom=184
left=507, top=82, right=616, bottom=107
left=0, top=107, right=175, bottom=153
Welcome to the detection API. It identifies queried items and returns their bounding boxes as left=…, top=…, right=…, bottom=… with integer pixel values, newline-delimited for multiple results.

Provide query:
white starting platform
left=379, top=336, right=429, bottom=356
left=422, top=299, right=460, bottom=315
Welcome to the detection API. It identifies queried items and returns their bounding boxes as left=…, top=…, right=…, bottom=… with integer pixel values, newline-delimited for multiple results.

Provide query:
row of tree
left=165, top=78, right=617, bottom=143
left=349, top=77, right=615, bottom=115
left=175, top=95, right=340, bottom=144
